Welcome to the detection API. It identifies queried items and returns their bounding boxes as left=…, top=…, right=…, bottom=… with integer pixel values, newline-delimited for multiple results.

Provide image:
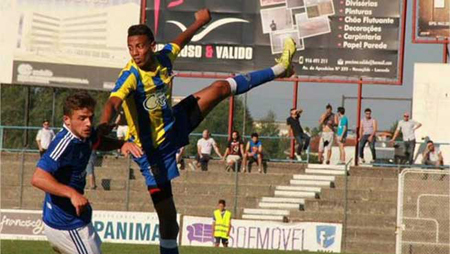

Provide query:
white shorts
left=319, top=132, right=334, bottom=152
left=44, top=223, right=102, bottom=254
left=226, top=155, right=241, bottom=164
left=116, top=125, right=129, bottom=139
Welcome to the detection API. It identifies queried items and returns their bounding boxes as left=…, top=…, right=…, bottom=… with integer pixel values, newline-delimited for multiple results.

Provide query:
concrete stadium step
left=319, top=188, right=398, bottom=202
left=290, top=210, right=397, bottom=228
left=258, top=202, right=302, bottom=209
left=346, top=240, right=395, bottom=254
left=290, top=179, right=333, bottom=187
left=293, top=174, right=336, bottom=181
left=305, top=169, right=346, bottom=175
left=304, top=199, right=397, bottom=216
left=275, top=185, right=321, bottom=193
left=274, top=190, right=317, bottom=198
left=348, top=166, right=399, bottom=178
left=334, top=177, right=398, bottom=191
left=307, top=164, right=346, bottom=170
left=261, top=197, right=305, bottom=204
left=243, top=208, right=290, bottom=216
left=346, top=227, right=396, bottom=243
left=241, top=214, right=285, bottom=221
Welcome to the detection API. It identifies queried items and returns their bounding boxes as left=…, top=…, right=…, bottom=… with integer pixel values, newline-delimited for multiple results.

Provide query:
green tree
left=254, top=110, right=290, bottom=160
left=185, top=96, right=254, bottom=157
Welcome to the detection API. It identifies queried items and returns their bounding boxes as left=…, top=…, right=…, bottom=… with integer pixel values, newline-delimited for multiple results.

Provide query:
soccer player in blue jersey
left=31, top=92, right=142, bottom=254
left=99, top=8, right=296, bottom=254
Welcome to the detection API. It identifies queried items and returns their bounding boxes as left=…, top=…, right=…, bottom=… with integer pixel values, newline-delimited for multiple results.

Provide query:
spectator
left=36, top=120, right=55, bottom=157
left=115, top=110, right=129, bottom=158
left=336, top=107, right=348, bottom=165
left=115, top=110, right=129, bottom=141
left=176, top=147, right=185, bottom=170
left=318, top=104, right=337, bottom=164
left=243, top=133, right=263, bottom=173
left=422, top=141, right=444, bottom=167
left=223, top=131, right=244, bottom=172
left=193, top=129, right=223, bottom=171
left=212, top=199, right=232, bottom=248
left=85, top=151, right=97, bottom=190
left=287, top=108, right=310, bottom=160
left=390, top=112, right=422, bottom=164
left=359, top=108, right=377, bottom=164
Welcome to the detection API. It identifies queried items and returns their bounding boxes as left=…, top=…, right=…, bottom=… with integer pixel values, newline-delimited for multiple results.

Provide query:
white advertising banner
left=0, top=209, right=180, bottom=245
left=181, top=216, right=342, bottom=252
left=3, top=0, right=140, bottom=89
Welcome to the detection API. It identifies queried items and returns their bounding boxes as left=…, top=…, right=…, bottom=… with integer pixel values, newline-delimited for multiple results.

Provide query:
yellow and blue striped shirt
left=110, top=43, right=180, bottom=149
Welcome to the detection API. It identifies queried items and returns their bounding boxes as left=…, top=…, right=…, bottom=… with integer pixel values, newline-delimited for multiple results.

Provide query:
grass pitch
left=1, top=240, right=317, bottom=254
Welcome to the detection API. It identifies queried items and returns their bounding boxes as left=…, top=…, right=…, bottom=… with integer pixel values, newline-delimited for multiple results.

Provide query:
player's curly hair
left=63, top=91, right=96, bottom=116
left=128, top=24, right=155, bottom=42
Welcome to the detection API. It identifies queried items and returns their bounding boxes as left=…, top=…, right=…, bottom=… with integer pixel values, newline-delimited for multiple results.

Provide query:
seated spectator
left=223, top=131, right=244, bottom=172
left=176, top=147, right=185, bottom=170
left=192, top=129, right=223, bottom=171
left=242, top=133, right=263, bottom=173
left=422, top=140, right=444, bottom=167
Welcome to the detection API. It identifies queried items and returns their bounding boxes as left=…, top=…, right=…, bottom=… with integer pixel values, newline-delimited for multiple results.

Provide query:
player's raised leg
left=192, top=38, right=296, bottom=117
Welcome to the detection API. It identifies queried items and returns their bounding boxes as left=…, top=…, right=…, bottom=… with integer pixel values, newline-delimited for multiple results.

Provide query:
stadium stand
left=1, top=152, right=400, bottom=253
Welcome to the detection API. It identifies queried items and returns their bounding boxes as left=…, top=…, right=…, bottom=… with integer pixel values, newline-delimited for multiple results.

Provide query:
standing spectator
left=318, top=104, right=337, bottom=164
left=115, top=110, right=129, bottom=158
left=242, top=133, right=263, bottom=173
left=193, top=129, right=223, bottom=171
left=287, top=108, right=310, bottom=160
left=85, top=151, right=97, bottom=190
left=212, top=199, right=232, bottom=248
left=422, top=141, right=444, bottom=167
left=223, top=131, right=244, bottom=172
left=336, top=107, right=348, bottom=165
left=359, top=108, right=378, bottom=164
left=36, top=120, right=55, bottom=157
left=390, top=112, right=422, bottom=164
left=115, top=110, right=129, bottom=141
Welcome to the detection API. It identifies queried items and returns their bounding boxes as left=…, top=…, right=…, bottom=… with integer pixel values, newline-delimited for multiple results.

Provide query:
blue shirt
left=249, top=140, right=262, bottom=158
left=337, top=116, right=348, bottom=137
left=37, top=125, right=96, bottom=230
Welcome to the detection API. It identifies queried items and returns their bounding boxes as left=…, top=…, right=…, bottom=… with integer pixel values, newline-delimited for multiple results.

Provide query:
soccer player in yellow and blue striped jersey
left=99, top=8, right=297, bottom=254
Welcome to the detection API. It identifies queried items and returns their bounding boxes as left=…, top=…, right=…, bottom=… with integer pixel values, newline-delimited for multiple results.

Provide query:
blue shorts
left=133, top=95, right=203, bottom=187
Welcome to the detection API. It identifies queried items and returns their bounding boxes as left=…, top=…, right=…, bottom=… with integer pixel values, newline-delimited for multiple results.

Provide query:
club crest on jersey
left=143, top=93, right=167, bottom=111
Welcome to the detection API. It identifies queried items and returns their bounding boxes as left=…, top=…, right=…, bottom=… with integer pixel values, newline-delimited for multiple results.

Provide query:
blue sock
left=160, top=239, right=178, bottom=254
left=160, top=246, right=179, bottom=254
left=229, top=68, right=276, bottom=95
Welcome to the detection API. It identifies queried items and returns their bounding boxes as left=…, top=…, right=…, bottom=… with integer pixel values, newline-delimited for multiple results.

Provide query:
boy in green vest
left=212, top=199, right=232, bottom=247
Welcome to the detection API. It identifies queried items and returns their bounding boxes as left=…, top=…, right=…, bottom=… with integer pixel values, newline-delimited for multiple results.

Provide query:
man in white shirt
left=36, top=120, right=55, bottom=157
left=390, top=112, right=422, bottom=164
left=194, top=129, right=223, bottom=171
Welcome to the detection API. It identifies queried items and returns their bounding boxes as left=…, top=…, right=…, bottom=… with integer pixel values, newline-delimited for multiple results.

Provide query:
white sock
left=271, top=64, right=286, bottom=76
left=226, top=77, right=237, bottom=95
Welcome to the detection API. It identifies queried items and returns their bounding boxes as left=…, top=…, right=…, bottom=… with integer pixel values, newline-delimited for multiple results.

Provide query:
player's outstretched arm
left=172, top=8, right=211, bottom=49
left=95, top=136, right=143, bottom=158
left=31, top=168, right=89, bottom=216
left=98, top=97, right=123, bottom=136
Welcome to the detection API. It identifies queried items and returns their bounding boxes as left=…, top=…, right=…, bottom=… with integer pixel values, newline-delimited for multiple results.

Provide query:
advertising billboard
left=146, top=0, right=406, bottom=84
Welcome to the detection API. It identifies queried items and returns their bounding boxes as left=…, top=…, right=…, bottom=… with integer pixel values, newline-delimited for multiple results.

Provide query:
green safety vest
left=213, top=209, right=232, bottom=239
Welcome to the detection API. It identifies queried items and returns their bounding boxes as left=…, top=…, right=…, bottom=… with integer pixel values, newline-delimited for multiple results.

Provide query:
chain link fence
left=396, top=168, right=450, bottom=254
